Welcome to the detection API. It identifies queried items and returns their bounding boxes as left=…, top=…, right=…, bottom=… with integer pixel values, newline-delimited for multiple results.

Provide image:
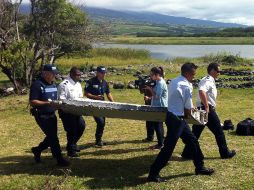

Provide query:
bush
left=203, top=52, right=251, bottom=66
left=87, top=48, right=151, bottom=60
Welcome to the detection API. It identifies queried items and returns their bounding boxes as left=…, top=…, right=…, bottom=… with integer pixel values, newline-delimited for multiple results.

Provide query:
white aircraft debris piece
left=53, top=98, right=207, bottom=125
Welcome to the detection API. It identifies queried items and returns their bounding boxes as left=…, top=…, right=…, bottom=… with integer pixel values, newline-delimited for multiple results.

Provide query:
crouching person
left=58, top=67, right=86, bottom=157
left=30, top=64, right=70, bottom=167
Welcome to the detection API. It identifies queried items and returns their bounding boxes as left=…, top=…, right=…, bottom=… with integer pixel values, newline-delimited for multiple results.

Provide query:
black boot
left=95, top=140, right=106, bottom=148
left=195, top=167, right=215, bottom=175
left=67, top=150, right=79, bottom=158
left=31, top=147, right=41, bottom=163
left=147, top=174, right=167, bottom=183
left=221, top=150, right=236, bottom=159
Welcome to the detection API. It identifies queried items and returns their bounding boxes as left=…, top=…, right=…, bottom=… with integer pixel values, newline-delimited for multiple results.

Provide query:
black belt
left=200, top=104, right=215, bottom=110
left=168, top=112, right=185, bottom=120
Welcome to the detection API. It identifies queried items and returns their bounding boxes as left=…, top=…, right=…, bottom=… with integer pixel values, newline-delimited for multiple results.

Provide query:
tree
left=0, top=0, right=103, bottom=93
left=0, top=0, right=25, bottom=92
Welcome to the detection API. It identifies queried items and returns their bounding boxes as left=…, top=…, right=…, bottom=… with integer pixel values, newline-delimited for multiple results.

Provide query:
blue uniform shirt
left=85, top=77, right=110, bottom=99
left=167, top=76, right=193, bottom=116
left=29, top=78, right=58, bottom=113
left=151, top=78, right=168, bottom=107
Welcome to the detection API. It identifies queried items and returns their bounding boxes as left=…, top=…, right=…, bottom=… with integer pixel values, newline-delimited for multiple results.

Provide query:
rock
left=6, top=87, right=14, bottom=93
left=113, top=82, right=125, bottom=89
left=0, top=87, right=15, bottom=97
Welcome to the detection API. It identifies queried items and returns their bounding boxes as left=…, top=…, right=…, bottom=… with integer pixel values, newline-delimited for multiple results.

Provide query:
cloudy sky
left=23, top=0, right=254, bottom=25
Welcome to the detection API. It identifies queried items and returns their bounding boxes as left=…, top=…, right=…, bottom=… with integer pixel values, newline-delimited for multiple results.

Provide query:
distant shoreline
left=109, top=36, right=254, bottom=45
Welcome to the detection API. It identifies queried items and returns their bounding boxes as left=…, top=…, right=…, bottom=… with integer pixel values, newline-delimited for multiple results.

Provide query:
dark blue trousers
left=146, top=121, right=154, bottom=140
left=149, top=112, right=204, bottom=176
left=94, top=116, right=106, bottom=142
left=34, top=114, right=62, bottom=158
left=182, top=105, right=229, bottom=158
left=149, top=122, right=164, bottom=146
left=59, top=111, right=86, bottom=151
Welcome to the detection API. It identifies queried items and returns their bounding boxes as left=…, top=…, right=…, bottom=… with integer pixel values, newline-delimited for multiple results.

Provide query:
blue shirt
left=151, top=78, right=168, bottom=107
left=85, top=77, right=110, bottom=100
left=167, top=76, right=193, bottom=116
left=29, top=78, right=58, bottom=113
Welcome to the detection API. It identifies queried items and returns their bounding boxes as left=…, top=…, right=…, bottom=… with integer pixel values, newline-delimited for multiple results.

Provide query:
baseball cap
left=42, top=64, right=59, bottom=74
left=96, top=66, right=107, bottom=74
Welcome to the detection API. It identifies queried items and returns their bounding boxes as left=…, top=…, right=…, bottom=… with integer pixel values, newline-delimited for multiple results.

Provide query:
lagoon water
left=98, top=43, right=254, bottom=60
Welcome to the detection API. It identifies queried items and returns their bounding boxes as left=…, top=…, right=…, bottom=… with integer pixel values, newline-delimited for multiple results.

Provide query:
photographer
left=144, top=67, right=168, bottom=149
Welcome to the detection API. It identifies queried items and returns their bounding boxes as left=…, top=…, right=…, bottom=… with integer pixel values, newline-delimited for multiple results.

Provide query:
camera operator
left=144, top=67, right=168, bottom=149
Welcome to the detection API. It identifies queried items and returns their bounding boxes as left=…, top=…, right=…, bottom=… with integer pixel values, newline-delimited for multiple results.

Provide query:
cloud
left=21, top=0, right=254, bottom=25
left=83, top=0, right=254, bottom=25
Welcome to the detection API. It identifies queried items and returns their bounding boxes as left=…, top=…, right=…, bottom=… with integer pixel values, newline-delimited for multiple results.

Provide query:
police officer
left=181, top=63, right=236, bottom=159
left=147, top=63, right=214, bottom=183
left=85, top=66, right=114, bottom=147
left=30, top=64, right=70, bottom=167
left=58, top=67, right=86, bottom=157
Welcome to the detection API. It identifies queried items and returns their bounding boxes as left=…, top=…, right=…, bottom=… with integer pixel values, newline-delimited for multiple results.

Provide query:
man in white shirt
left=58, top=67, right=86, bottom=157
left=181, top=63, right=236, bottom=159
left=147, top=63, right=214, bottom=183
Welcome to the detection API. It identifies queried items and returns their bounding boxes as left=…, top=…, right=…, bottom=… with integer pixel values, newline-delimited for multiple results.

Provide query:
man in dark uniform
left=181, top=63, right=236, bottom=159
left=30, top=64, right=70, bottom=166
left=85, top=66, right=114, bottom=147
left=147, top=63, right=214, bottom=183
left=58, top=67, right=86, bottom=157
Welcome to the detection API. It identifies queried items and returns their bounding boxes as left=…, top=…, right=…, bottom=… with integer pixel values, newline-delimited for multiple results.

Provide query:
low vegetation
left=110, top=36, right=254, bottom=45
left=0, top=47, right=254, bottom=189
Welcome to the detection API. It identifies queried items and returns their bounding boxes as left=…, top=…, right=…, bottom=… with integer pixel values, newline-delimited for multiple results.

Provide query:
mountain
left=84, top=7, right=244, bottom=28
left=20, top=4, right=247, bottom=36
left=20, top=4, right=244, bottom=28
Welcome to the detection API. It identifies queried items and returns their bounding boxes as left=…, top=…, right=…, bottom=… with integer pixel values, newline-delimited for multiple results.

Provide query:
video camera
left=134, top=75, right=156, bottom=97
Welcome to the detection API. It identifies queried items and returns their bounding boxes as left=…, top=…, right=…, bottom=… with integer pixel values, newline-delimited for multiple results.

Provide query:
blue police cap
left=43, top=64, right=59, bottom=74
left=96, top=66, right=107, bottom=74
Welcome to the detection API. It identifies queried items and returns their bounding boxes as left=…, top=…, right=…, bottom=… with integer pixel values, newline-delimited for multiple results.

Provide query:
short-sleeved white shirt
left=167, top=76, right=194, bottom=116
left=197, top=75, right=217, bottom=107
left=58, top=76, right=83, bottom=100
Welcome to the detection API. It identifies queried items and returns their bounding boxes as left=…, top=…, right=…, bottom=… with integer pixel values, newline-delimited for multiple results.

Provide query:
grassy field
left=0, top=49, right=254, bottom=189
left=110, top=36, right=254, bottom=45
left=0, top=88, right=254, bottom=190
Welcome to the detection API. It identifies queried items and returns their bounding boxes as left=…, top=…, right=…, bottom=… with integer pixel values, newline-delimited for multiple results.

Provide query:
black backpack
left=236, top=118, right=254, bottom=136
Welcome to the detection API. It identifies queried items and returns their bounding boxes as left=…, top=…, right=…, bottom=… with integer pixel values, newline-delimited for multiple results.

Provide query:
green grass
left=1, top=49, right=254, bottom=189
left=110, top=36, right=254, bottom=45
left=0, top=88, right=254, bottom=189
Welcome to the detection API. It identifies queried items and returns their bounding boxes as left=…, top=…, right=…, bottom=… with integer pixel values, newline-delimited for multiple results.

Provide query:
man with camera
left=136, top=75, right=156, bottom=142
left=85, top=66, right=114, bottom=147
left=144, top=67, right=167, bottom=150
